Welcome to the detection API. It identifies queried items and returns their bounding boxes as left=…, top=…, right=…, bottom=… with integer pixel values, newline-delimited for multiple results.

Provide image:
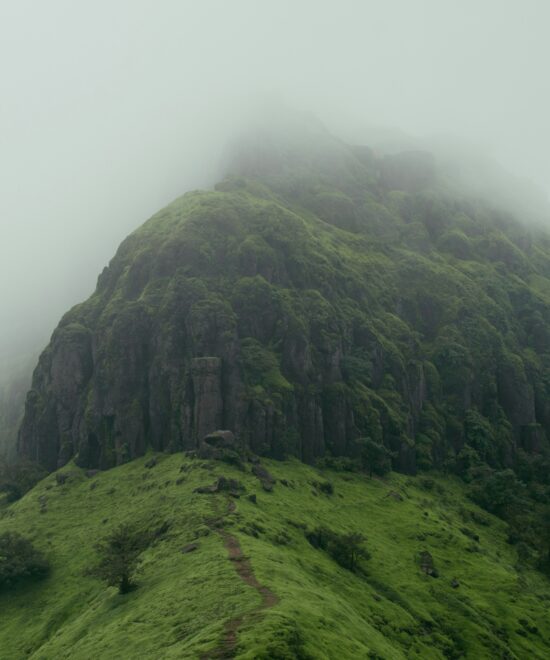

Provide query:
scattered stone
left=55, top=472, right=71, bottom=485
left=198, top=430, right=244, bottom=467
left=194, top=526, right=211, bottom=538
left=252, top=464, right=274, bottom=483
left=176, top=476, right=185, bottom=485
left=451, top=578, right=460, bottom=589
left=90, top=481, right=98, bottom=491
left=386, top=491, right=404, bottom=502
left=419, top=550, right=439, bottom=577
left=280, top=479, right=289, bottom=487
left=313, top=480, right=334, bottom=495
left=194, top=476, right=244, bottom=497
left=252, top=464, right=276, bottom=492
left=202, top=430, right=235, bottom=448
left=247, top=494, right=257, bottom=504
left=144, top=456, right=157, bottom=469
left=85, top=469, right=100, bottom=478
left=181, top=543, right=199, bottom=554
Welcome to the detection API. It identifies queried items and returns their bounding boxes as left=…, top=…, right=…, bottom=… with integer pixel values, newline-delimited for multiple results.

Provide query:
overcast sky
left=1, top=0, right=549, bottom=364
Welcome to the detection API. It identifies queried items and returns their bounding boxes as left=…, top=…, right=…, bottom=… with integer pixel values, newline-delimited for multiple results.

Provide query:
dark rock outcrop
left=16, top=127, right=550, bottom=478
left=419, top=550, right=438, bottom=577
left=194, top=476, right=244, bottom=497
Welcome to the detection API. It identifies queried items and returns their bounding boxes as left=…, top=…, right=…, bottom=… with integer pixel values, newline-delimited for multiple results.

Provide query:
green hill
left=1, top=453, right=549, bottom=659
left=17, top=125, right=550, bottom=484
left=6, top=122, right=550, bottom=658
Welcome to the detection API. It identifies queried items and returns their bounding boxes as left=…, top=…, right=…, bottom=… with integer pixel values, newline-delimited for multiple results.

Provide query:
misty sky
left=1, top=0, right=549, bottom=365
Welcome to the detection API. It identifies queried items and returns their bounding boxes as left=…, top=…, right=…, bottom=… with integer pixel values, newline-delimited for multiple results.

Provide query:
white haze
left=1, top=0, right=549, bottom=367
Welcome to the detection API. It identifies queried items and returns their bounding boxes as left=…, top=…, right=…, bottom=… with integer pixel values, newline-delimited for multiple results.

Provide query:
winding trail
left=201, top=498, right=279, bottom=659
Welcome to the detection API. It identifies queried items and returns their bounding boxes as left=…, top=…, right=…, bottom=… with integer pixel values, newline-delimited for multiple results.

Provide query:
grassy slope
left=1, top=454, right=549, bottom=659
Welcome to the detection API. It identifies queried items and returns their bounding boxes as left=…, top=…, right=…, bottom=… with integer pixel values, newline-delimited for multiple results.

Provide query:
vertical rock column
left=191, top=357, right=223, bottom=441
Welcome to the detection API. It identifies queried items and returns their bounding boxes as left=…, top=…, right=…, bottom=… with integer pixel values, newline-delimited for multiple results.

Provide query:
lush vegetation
left=8, top=127, right=550, bottom=656
left=0, top=531, right=50, bottom=590
left=90, top=523, right=150, bottom=594
left=16, top=128, right=550, bottom=581
left=0, top=459, right=47, bottom=503
left=0, top=453, right=549, bottom=658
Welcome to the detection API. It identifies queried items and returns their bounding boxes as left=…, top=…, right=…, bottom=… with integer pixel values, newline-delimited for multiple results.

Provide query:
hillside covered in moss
left=2, top=453, right=550, bottom=659
left=11, top=120, right=550, bottom=586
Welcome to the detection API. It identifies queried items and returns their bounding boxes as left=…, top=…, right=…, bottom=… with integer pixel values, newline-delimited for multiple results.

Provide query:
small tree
left=0, top=531, right=50, bottom=590
left=306, top=527, right=370, bottom=572
left=0, top=459, right=47, bottom=502
left=91, top=524, right=146, bottom=594
left=327, top=532, right=370, bottom=572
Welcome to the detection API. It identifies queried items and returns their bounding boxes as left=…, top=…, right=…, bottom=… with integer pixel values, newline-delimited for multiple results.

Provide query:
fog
left=1, top=0, right=550, bottom=367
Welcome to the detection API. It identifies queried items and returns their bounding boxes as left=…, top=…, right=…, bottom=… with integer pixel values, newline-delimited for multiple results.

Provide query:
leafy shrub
left=469, top=469, right=526, bottom=518
left=0, top=460, right=47, bottom=503
left=305, top=527, right=370, bottom=572
left=313, top=480, right=334, bottom=495
left=0, top=531, right=50, bottom=590
left=90, top=523, right=149, bottom=594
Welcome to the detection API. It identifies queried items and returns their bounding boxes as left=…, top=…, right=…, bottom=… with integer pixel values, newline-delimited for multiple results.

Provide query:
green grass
left=1, top=454, right=549, bottom=659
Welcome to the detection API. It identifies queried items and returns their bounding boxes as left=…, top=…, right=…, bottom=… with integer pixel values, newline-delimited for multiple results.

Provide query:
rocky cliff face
left=17, top=128, right=550, bottom=475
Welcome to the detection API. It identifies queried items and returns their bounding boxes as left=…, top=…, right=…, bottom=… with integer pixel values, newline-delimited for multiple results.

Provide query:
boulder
left=181, top=543, right=199, bottom=554
left=194, top=476, right=244, bottom=497
left=419, top=550, right=438, bottom=577
left=197, top=430, right=244, bottom=466
left=252, top=463, right=276, bottom=492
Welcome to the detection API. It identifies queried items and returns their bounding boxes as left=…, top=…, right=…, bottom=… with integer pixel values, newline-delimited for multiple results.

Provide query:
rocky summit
left=19, top=124, right=550, bottom=479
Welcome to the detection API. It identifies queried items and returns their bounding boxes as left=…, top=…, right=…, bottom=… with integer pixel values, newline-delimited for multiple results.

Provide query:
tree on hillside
left=327, top=532, right=370, bottom=572
left=469, top=469, right=526, bottom=519
left=91, top=524, right=147, bottom=594
left=0, top=459, right=46, bottom=503
left=0, top=531, right=50, bottom=590
left=306, top=527, right=370, bottom=573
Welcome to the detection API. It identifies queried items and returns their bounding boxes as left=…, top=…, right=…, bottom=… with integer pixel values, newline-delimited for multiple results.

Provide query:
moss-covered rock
left=16, top=128, right=550, bottom=484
